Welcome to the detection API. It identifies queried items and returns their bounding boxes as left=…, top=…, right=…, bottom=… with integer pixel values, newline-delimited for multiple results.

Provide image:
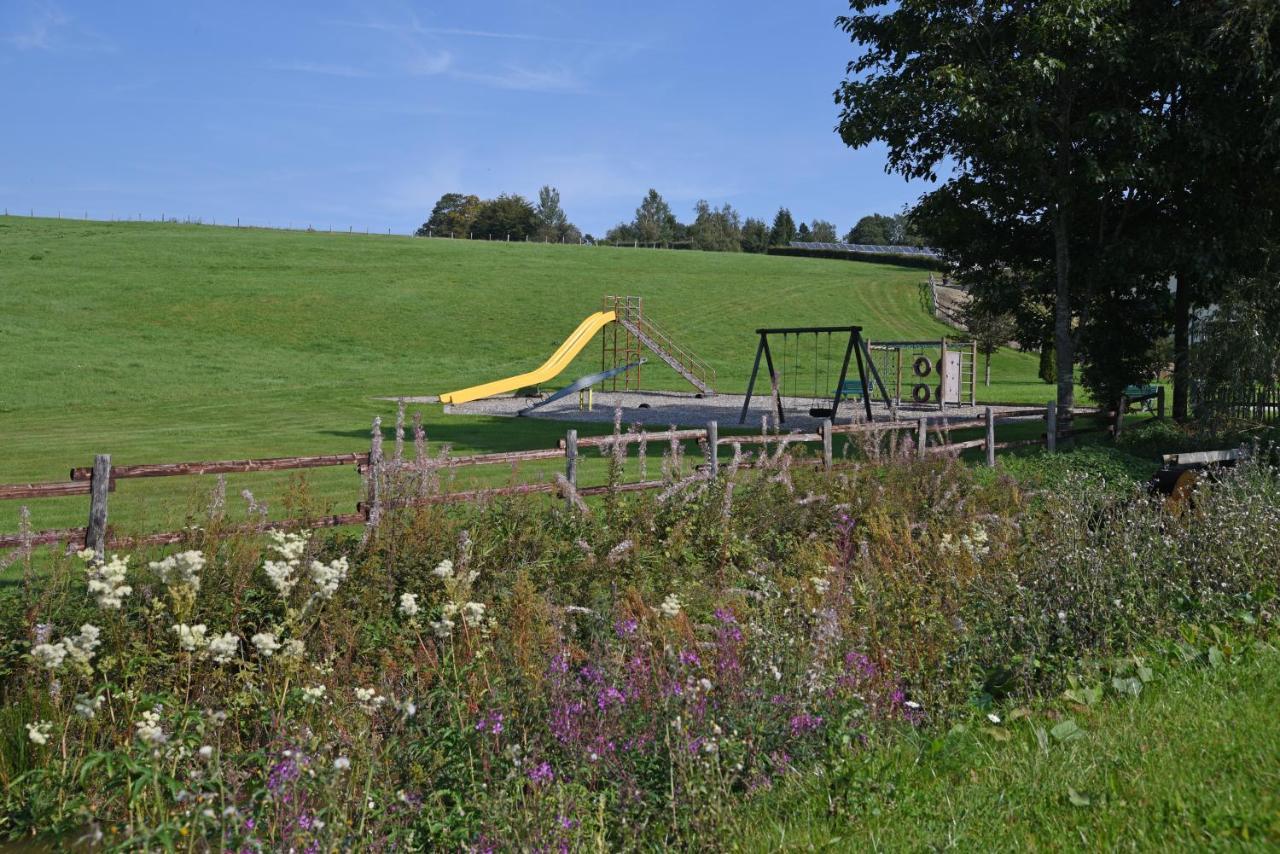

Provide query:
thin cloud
left=331, top=18, right=647, bottom=51
left=268, top=61, right=376, bottom=79
left=2, top=1, right=114, bottom=52
left=450, top=65, right=583, bottom=93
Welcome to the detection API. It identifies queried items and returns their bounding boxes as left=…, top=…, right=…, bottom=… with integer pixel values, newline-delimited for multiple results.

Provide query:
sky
left=0, top=1, right=932, bottom=237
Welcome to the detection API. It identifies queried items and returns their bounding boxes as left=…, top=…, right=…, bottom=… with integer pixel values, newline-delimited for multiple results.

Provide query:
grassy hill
left=0, top=216, right=1046, bottom=535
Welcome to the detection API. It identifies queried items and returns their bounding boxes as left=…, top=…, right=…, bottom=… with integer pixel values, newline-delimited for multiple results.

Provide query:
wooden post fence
left=917, top=418, right=928, bottom=459
left=985, top=407, right=996, bottom=467
left=706, top=421, right=719, bottom=477
left=565, top=429, right=579, bottom=489
left=86, top=454, right=111, bottom=558
left=822, top=419, right=834, bottom=470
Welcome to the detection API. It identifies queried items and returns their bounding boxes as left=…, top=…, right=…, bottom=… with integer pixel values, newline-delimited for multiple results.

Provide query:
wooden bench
left=1123, top=384, right=1161, bottom=413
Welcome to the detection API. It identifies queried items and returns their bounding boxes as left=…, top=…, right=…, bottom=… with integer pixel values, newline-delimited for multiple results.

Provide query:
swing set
left=738, top=325, right=892, bottom=425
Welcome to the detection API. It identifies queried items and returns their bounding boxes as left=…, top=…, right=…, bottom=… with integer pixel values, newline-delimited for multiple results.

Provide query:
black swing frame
left=738, top=325, right=892, bottom=425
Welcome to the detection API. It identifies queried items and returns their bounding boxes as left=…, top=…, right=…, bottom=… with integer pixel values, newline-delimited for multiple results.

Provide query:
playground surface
left=446, top=390, right=1049, bottom=431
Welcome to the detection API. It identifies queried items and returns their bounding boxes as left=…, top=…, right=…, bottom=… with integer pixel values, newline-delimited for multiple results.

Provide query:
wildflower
left=251, top=632, right=282, bottom=657
left=171, top=623, right=209, bottom=652
left=308, top=557, right=348, bottom=600
left=87, top=554, right=132, bottom=609
left=810, top=576, right=831, bottom=595
left=660, top=593, right=682, bottom=618
left=904, top=700, right=922, bottom=711
left=149, top=550, right=205, bottom=593
left=31, top=642, right=67, bottom=670
left=398, top=592, right=420, bottom=618
left=789, top=713, right=824, bottom=736
left=355, top=687, right=387, bottom=712
left=987, top=713, right=1001, bottom=725
left=302, top=685, right=327, bottom=703
left=698, top=678, right=714, bottom=693
left=401, top=699, right=417, bottom=718
left=263, top=560, right=298, bottom=597
left=268, top=529, right=309, bottom=561
left=62, top=624, right=102, bottom=672
left=527, top=762, right=554, bottom=785
left=74, top=693, right=105, bottom=719
left=614, top=618, right=638, bottom=637
left=76, top=548, right=97, bottom=561
left=198, top=745, right=214, bottom=759
left=280, top=638, right=306, bottom=661
left=26, top=721, right=53, bottom=745
left=431, top=559, right=454, bottom=579
left=134, top=710, right=166, bottom=745
left=429, top=618, right=455, bottom=638
left=461, top=601, right=486, bottom=628
left=333, top=756, right=350, bottom=771
left=207, top=632, right=239, bottom=664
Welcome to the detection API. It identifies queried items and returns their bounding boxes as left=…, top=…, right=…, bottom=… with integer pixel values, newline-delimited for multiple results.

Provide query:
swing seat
left=809, top=407, right=836, bottom=418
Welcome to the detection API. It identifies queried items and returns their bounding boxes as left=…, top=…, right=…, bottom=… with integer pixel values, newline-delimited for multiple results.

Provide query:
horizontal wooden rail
left=0, top=481, right=102, bottom=501
left=360, top=447, right=565, bottom=473
left=70, top=452, right=369, bottom=482
left=0, top=527, right=89, bottom=549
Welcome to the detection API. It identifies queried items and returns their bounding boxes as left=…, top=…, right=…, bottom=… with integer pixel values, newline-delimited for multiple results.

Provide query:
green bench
left=1123, top=384, right=1161, bottom=413
left=834, top=379, right=866, bottom=400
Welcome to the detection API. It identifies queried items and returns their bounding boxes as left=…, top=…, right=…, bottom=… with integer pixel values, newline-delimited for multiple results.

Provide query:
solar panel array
left=790, top=241, right=942, bottom=258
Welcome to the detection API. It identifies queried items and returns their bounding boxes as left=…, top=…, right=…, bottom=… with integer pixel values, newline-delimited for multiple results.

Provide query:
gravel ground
left=443, top=390, right=1044, bottom=430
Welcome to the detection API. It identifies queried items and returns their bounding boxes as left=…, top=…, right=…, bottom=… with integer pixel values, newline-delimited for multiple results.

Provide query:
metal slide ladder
left=605, top=296, right=716, bottom=396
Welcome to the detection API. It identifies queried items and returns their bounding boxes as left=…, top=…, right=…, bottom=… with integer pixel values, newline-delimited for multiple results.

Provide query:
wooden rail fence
left=1, top=404, right=1092, bottom=556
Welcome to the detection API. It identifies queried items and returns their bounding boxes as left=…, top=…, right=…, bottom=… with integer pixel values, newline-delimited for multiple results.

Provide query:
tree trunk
left=1172, top=269, right=1191, bottom=421
left=985, top=354, right=992, bottom=386
left=1052, top=207, right=1075, bottom=424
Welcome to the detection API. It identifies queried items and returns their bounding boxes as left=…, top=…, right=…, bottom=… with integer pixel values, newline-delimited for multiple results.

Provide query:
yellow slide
left=439, top=311, right=617, bottom=405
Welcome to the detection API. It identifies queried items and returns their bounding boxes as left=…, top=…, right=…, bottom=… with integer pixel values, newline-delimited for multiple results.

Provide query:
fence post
left=706, top=420, right=719, bottom=478
left=86, top=454, right=111, bottom=558
left=917, top=418, right=928, bottom=459
left=985, top=407, right=996, bottom=466
left=822, top=419, right=834, bottom=469
left=1046, top=401, right=1057, bottom=453
left=365, top=417, right=383, bottom=534
left=565, top=429, right=578, bottom=489
left=1157, top=385, right=1166, bottom=419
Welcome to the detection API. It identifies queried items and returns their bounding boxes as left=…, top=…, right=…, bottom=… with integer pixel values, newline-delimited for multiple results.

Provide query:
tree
left=844, top=214, right=892, bottom=245
left=796, top=222, right=811, bottom=241
left=634, top=189, right=678, bottom=246
left=740, top=218, right=770, bottom=253
left=417, top=193, right=481, bottom=237
left=810, top=220, right=838, bottom=243
left=837, top=0, right=1152, bottom=420
left=769, top=208, right=796, bottom=246
left=965, top=306, right=1019, bottom=387
left=534, top=185, right=570, bottom=242
left=471, top=194, right=538, bottom=241
left=690, top=200, right=742, bottom=252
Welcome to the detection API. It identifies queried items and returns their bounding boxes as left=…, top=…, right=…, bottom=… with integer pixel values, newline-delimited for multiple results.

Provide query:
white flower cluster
left=171, top=623, right=209, bottom=652
left=149, top=550, right=205, bottom=593
left=939, top=523, right=991, bottom=560
left=251, top=632, right=281, bottom=657
left=31, top=624, right=101, bottom=674
left=431, top=559, right=454, bottom=579
left=302, top=685, right=327, bottom=703
left=810, top=575, right=831, bottom=596
left=74, top=693, right=105, bottom=719
left=85, top=553, right=133, bottom=609
left=428, top=558, right=487, bottom=638
left=263, top=530, right=310, bottom=598
left=134, top=709, right=166, bottom=745
left=398, top=592, right=420, bottom=618
left=26, top=720, right=52, bottom=746
left=308, top=557, right=348, bottom=601
left=660, top=593, right=682, bottom=618
left=207, top=632, right=240, bottom=664
left=354, top=686, right=388, bottom=712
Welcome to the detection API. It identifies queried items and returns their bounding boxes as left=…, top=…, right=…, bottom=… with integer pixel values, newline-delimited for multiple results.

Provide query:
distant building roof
left=790, top=241, right=942, bottom=258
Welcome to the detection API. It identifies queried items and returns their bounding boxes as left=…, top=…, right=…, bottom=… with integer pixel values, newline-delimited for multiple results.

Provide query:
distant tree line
left=418, top=186, right=917, bottom=255
left=416, top=186, right=582, bottom=244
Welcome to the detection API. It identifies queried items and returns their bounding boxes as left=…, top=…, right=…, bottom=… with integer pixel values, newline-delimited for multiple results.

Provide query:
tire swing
left=912, top=356, right=932, bottom=378
left=911, top=383, right=932, bottom=403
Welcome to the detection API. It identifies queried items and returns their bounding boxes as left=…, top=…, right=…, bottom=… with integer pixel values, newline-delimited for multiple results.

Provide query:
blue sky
left=0, top=1, right=929, bottom=236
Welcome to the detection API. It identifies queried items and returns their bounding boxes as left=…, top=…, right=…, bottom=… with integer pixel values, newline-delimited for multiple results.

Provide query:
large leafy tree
left=634, top=189, right=678, bottom=246
left=740, top=217, right=770, bottom=253
left=690, top=201, right=742, bottom=252
left=417, top=193, right=481, bottom=237
left=836, top=0, right=1146, bottom=417
left=534, top=185, right=570, bottom=242
left=809, top=220, right=839, bottom=243
left=471, top=194, right=539, bottom=241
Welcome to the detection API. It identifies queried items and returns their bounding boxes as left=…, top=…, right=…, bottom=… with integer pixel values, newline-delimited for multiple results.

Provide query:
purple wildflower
left=789, top=713, right=824, bottom=736
left=527, top=761, right=555, bottom=785
left=614, top=618, right=638, bottom=637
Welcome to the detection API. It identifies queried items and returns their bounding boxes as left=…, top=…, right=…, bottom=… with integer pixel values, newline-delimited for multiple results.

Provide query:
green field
left=0, top=216, right=1047, bottom=536
left=734, top=636, right=1280, bottom=850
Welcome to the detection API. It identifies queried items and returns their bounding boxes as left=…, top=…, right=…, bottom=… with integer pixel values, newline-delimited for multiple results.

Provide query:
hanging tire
left=912, top=383, right=931, bottom=403
left=913, top=356, right=932, bottom=377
